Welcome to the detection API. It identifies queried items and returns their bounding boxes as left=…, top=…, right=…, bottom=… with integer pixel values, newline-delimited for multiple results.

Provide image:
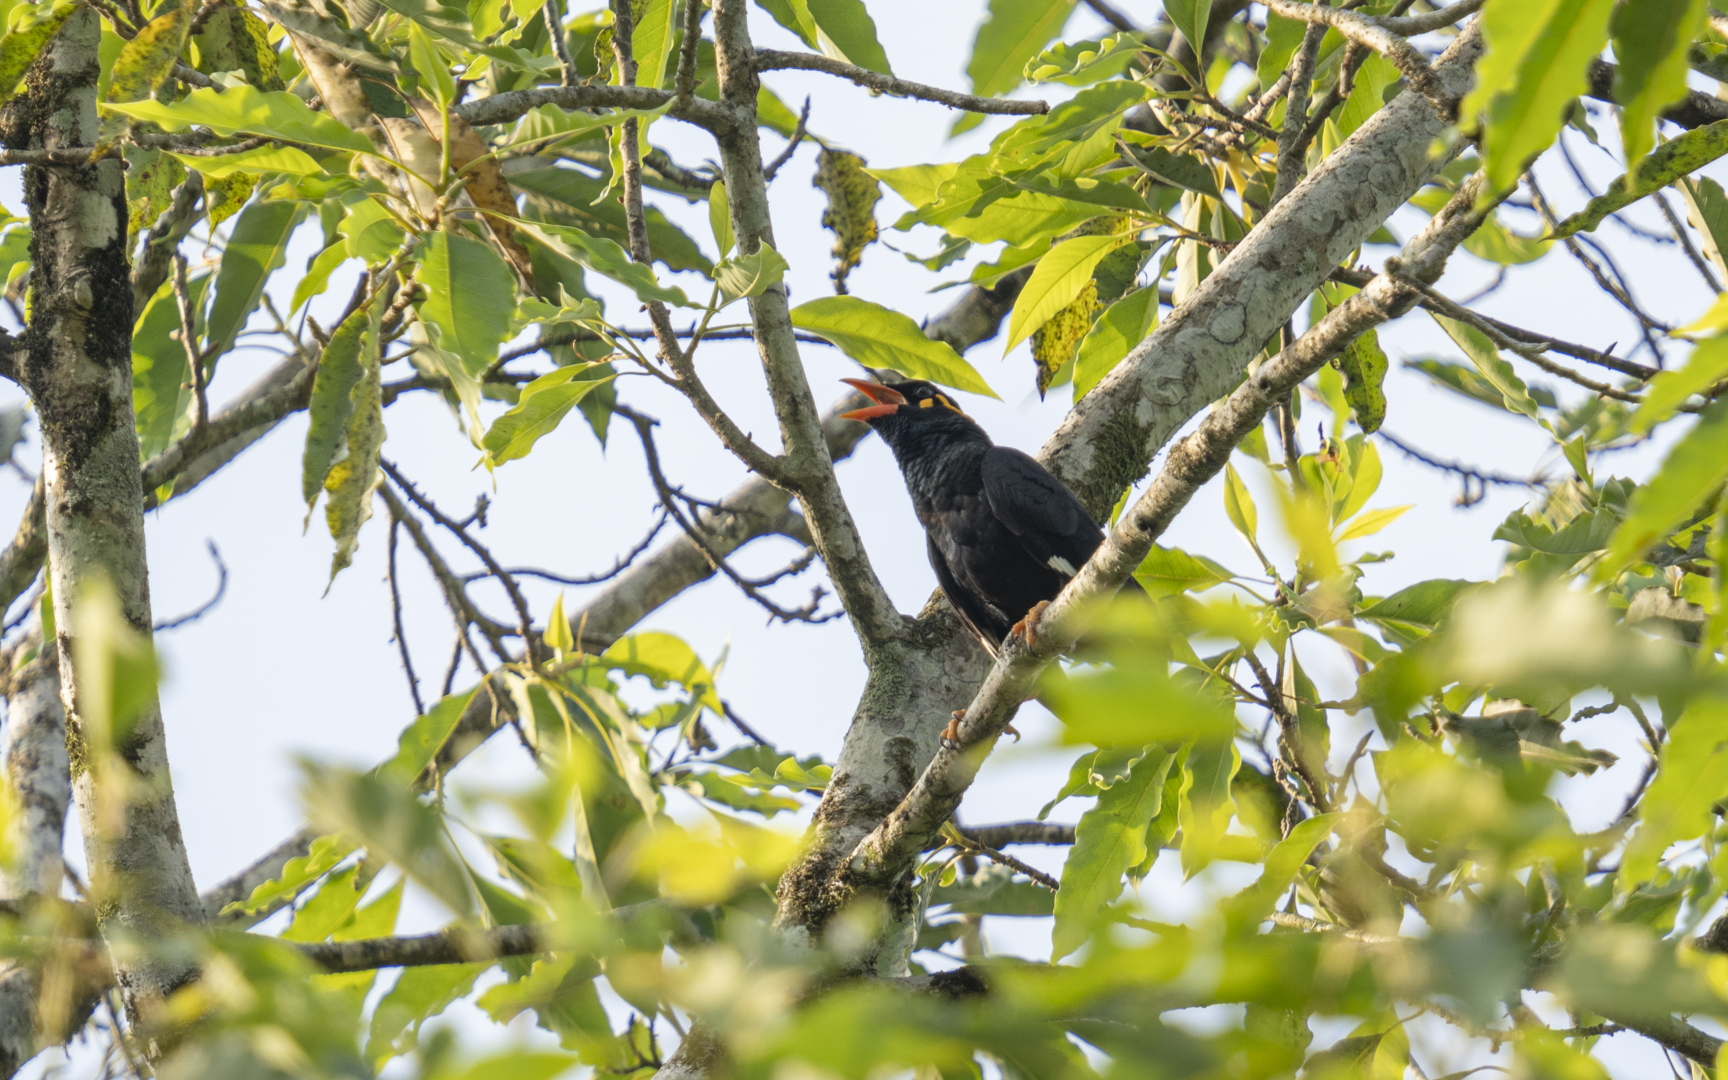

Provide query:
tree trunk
left=7, top=7, right=204, bottom=1025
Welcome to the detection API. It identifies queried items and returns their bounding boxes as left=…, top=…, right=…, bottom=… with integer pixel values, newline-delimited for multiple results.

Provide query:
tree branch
left=710, top=0, right=901, bottom=649
left=752, top=51, right=1050, bottom=115
left=1265, top=0, right=1453, bottom=116
left=453, top=84, right=731, bottom=132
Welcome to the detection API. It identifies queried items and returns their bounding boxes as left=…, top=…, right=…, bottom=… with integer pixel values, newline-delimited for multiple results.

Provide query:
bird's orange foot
left=942, top=710, right=965, bottom=749
left=1004, top=721, right=1021, bottom=742
left=1011, top=601, right=1052, bottom=650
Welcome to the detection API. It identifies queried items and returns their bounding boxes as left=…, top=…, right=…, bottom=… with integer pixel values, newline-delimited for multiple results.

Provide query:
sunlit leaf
left=791, top=295, right=997, bottom=397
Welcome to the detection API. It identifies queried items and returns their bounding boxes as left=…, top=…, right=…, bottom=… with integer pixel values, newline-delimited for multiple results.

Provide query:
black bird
left=841, top=376, right=1140, bottom=664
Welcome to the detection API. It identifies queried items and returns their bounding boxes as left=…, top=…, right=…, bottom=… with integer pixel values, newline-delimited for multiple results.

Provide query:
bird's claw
left=1004, top=721, right=1021, bottom=742
left=941, top=710, right=965, bottom=750
left=1011, top=601, right=1052, bottom=651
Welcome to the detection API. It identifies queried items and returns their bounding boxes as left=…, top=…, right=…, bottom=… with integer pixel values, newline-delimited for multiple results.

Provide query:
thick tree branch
left=752, top=51, right=1050, bottom=115
left=1265, top=0, right=1452, bottom=117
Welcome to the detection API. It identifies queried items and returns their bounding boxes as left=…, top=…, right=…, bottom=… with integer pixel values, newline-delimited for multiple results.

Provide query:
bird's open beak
left=840, top=378, right=906, bottom=421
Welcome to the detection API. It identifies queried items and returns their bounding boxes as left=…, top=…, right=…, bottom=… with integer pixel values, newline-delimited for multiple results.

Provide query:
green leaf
left=1051, top=749, right=1173, bottom=960
left=1256, top=11, right=1305, bottom=99
left=481, top=364, right=616, bottom=468
left=1223, top=462, right=1257, bottom=543
left=1336, top=439, right=1383, bottom=522
left=708, top=180, right=734, bottom=258
left=103, top=84, right=376, bottom=156
left=282, top=864, right=370, bottom=943
left=753, top=0, right=819, bottom=48
left=1221, top=813, right=1337, bottom=931
left=716, top=243, right=789, bottom=305
left=0, top=0, right=77, bottom=105
left=301, top=300, right=378, bottom=507
left=1553, top=119, right=1728, bottom=238
left=965, top=0, right=1076, bottom=100
left=1003, top=233, right=1130, bottom=358
left=790, top=295, right=997, bottom=398
left=1634, top=336, right=1728, bottom=432
left=1178, top=740, right=1240, bottom=877
left=132, top=271, right=209, bottom=461
left=631, top=0, right=676, bottom=88
left=373, top=0, right=484, bottom=49
left=1610, top=0, right=1706, bottom=167
left=515, top=220, right=692, bottom=306
left=806, top=0, right=892, bottom=75
left=1133, top=544, right=1233, bottom=599
left=1335, top=53, right=1399, bottom=139
left=1163, top=0, right=1209, bottom=66
left=1460, top=0, right=1617, bottom=194
left=1602, top=400, right=1728, bottom=574
left=207, top=199, right=307, bottom=362
left=1430, top=312, right=1542, bottom=420
left=1041, top=664, right=1238, bottom=747
left=168, top=143, right=325, bottom=179
left=221, top=833, right=358, bottom=916
left=291, top=243, right=353, bottom=313
left=407, top=21, right=456, bottom=108
left=417, top=230, right=517, bottom=437
left=379, top=686, right=481, bottom=788
left=1023, top=31, right=1142, bottom=85
left=367, top=960, right=488, bottom=1066
left=1337, top=328, right=1389, bottom=433
left=1336, top=504, right=1411, bottom=542
left=1072, top=284, right=1158, bottom=398
left=339, top=196, right=406, bottom=264
left=602, top=632, right=724, bottom=715
left=300, top=759, right=475, bottom=916
left=1620, top=696, right=1728, bottom=888
left=1679, top=176, right=1728, bottom=283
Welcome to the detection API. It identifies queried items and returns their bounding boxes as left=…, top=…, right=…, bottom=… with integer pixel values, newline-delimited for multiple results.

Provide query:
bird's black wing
left=927, top=534, right=1009, bottom=656
left=980, top=447, right=1105, bottom=581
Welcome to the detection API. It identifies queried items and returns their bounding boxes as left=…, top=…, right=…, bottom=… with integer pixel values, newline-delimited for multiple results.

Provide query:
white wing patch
left=1048, top=556, right=1078, bottom=576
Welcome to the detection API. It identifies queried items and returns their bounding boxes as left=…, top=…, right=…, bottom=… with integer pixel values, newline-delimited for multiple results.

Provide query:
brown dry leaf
left=407, top=97, right=534, bottom=286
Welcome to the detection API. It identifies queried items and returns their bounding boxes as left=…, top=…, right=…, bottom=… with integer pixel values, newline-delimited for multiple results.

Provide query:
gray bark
left=2, top=618, right=67, bottom=899
left=9, top=8, right=203, bottom=1021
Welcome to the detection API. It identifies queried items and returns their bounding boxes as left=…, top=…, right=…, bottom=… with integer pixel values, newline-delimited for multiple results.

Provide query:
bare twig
left=470, top=511, right=669, bottom=587
left=1374, top=430, right=1539, bottom=506
left=386, top=518, right=426, bottom=716
left=152, top=541, right=228, bottom=631
left=544, top=0, right=578, bottom=88
left=752, top=50, right=1051, bottom=114
left=1080, top=0, right=1136, bottom=32
left=380, top=461, right=541, bottom=665
left=673, top=0, right=704, bottom=102
left=763, top=97, right=810, bottom=182
left=1272, top=20, right=1325, bottom=206
left=170, top=255, right=209, bottom=436
left=1653, top=189, right=1722, bottom=293
left=618, top=406, right=836, bottom=625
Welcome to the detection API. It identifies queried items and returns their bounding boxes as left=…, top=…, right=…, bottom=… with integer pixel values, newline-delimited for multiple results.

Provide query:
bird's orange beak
left=840, top=378, right=906, bottom=421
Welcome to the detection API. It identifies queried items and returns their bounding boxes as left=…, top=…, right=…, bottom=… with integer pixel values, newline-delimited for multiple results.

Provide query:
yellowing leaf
left=1223, top=462, right=1257, bottom=544
left=1336, top=504, right=1412, bottom=542
left=0, top=0, right=77, bottom=105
